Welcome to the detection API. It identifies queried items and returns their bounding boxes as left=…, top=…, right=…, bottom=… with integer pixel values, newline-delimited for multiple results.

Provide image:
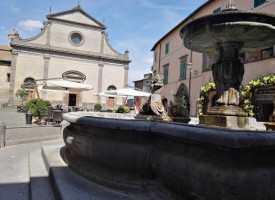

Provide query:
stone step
left=41, top=145, right=152, bottom=200
left=29, top=151, right=55, bottom=200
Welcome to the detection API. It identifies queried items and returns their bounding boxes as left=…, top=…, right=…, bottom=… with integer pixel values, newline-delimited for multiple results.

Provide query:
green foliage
left=123, top=106, right=130, bottom=113
left=197, top=82, right=216, bottom=117
left=240, top=73, right=275, bottom=116
left=116, top=105, right=124, bottom=113
left=115, top=106, right=130, bottom=113
left=94, top=104, right=102, bottom=111
left=24, top=99, right=51, bottom=117
left=15, top=89, right=28, bottom=104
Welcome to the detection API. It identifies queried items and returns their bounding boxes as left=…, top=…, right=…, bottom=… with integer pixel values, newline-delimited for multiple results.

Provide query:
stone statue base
left=207, top=105, right=248, bottom=117
left=199, top=115, right=255, bottom=130
left=264, top=122, right=275, bottom=131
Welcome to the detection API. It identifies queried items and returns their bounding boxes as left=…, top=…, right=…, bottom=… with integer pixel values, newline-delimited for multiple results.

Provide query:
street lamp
left=187, top=62, right=192, bottom=99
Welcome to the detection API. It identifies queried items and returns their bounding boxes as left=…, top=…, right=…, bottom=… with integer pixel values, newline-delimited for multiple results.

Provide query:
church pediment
left=47, top=6, right=106, bottom=29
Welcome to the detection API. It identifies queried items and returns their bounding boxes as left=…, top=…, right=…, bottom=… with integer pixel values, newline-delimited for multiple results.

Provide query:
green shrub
left=94, top=104, right=102, bottom=111
left=123, top=106, right=130, bottom=113
left=116, top=105, right=124, bottom=113
left=24, top=99, right=51, bottom=117
left=114, top=106, right=130, bottom=113
left=15, top=89, right=28, bottom=104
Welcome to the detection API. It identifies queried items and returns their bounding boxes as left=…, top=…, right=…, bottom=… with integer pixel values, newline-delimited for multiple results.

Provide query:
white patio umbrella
left=105, top=88, right=150, bottom=97
left=37, top=85, right=69, bottom=93
left=43, top=80, right=93, bottom=91
left=103, top=88, right=151, bottom=107
left=93, top=92, right=127, bottom=98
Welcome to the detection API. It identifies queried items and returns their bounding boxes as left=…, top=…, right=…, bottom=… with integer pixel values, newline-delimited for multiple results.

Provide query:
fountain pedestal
left=199, top=41, right=250, bottom=129
left=200, top=114, right=254, bottom=130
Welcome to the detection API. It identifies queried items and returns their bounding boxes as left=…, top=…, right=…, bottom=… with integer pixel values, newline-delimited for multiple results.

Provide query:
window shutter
left=163, top=67, right=168, bottom=84
left=254, top=0, right=266, bottom=8
left=180, top=61, right=186, bottom=79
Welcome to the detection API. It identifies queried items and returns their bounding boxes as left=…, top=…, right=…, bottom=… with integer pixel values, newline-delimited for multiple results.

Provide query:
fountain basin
left=180, top=10, right=275, bottom=54
left=62, top=112, right=275, bottom=200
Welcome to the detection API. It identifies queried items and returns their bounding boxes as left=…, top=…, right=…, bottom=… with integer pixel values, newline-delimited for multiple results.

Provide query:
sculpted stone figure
left=141, top=73, right=166, bottom=116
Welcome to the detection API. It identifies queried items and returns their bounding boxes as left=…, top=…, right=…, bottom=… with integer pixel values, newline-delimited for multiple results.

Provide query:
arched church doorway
left=107, top=85, right=116, bottom=109
left=63, top=70, right=85, bottom=107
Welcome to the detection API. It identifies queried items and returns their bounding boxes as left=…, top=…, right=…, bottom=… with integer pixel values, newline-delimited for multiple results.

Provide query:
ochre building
left=151, top=0, right=275, bottom=121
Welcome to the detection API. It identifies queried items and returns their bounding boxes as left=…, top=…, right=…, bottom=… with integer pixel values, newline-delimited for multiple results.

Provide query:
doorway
left=255, top=100, right=274, bottom=122
left=107, top=97, right=115, bottom=109
left=262, top=103, right=274, bottom=122
left=69, top=94, right=77, bottom=106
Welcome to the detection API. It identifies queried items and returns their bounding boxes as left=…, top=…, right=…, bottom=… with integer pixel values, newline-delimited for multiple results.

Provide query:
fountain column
left=208, top=41, right=248, bottom=117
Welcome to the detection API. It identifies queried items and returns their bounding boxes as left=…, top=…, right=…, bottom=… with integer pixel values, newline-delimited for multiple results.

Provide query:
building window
left=165, top=42, right=169, bottom=55
left=261, top=47, right=274, bottom=59
left=71, top=33, right=82, bottom=44
left=107, top=85, right=116, bottom=91
left=245, top=46, right=274, bottom=62
left=246, top=50, right=261, bottom=61
left=62, top=70, right=86, bottom=82
left=213, top=7, right=221, bottom=13
left=202, top=53, right=212, bottom=71
left=7, top=73, right=10, bottom=82
left=21, top=77, right=35, bottom=89
left=163, top=65, right=169, bottom=85
left=180, top=57, right=187, bottom=80
left=69, top=31, right=85, bottom=46
left=154, top=52, right=158, bottom=63
left=254, top=0, right=266, bottom=8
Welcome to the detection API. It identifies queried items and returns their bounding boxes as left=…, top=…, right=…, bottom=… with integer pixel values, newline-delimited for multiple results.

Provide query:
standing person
left=134, top=102, right=139, bottom=115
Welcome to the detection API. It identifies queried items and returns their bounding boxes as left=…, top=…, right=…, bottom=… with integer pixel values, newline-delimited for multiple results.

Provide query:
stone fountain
left=180, top=3, right=275, bottom=129
left=54, top=4, right=275, bottom=200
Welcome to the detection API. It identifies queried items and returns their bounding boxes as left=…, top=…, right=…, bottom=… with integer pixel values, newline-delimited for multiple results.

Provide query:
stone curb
left=5, top=135, right=62, bottom=146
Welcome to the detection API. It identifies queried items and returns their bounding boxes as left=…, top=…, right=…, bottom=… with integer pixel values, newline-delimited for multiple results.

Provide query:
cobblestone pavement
left=0, top=107, right=61, bottom=146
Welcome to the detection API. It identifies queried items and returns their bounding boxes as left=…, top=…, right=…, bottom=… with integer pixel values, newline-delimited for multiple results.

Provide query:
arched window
left=107, top=85, right=116, bottom=91
left=174, top=83, right=190, bottom=112
left=21, top=77, right=35, bottom=89
left=62, top=70, right=86, bottom=82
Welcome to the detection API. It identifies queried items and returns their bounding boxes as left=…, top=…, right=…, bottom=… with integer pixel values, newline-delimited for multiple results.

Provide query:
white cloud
left=9, top=5, right=20, bottom=13
left=18, top=20, right=43, bottom=31
left=143, top=58, right=153, bottom=64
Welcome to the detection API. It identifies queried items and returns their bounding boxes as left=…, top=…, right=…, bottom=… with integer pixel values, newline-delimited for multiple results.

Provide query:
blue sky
left=0, top=0, right=206, bottom=86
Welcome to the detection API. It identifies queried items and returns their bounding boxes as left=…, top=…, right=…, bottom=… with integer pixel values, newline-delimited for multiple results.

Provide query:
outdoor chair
left=52, top=110, right=62, bottom=124
left=46, top=106, right=53, bottom=124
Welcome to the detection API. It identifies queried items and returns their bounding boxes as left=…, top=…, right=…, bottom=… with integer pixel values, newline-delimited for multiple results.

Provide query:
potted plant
left=94, top=104, right=102, bottom=112
left=15, top=89, right=28, bottom=112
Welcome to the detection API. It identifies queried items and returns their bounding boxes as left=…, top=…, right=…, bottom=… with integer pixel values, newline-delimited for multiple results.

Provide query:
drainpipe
left=158, top=44, right=161, bottom=73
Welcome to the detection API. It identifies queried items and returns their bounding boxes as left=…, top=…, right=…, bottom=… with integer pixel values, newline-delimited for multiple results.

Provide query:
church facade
left=2, top=6, right=130, bottom=109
